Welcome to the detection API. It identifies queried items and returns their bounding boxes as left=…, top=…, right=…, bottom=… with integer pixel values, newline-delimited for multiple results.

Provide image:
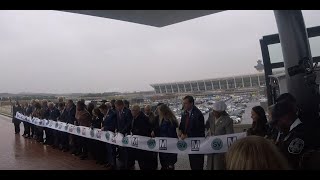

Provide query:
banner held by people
left=15, top=112, right=246, bottom=154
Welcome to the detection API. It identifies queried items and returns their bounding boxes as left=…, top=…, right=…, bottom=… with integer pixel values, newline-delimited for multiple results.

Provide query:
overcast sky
left=0, top=10, right=320, bottom=94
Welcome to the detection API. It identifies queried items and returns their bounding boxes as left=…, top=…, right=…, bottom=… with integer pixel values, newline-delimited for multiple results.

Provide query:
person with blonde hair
left=226, top=136, right=289, bottom=170
left=157, top=104, right=178, bottom=170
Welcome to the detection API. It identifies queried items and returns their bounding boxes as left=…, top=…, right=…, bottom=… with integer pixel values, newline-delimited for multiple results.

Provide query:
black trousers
left=23, top=122, right=29, bottom=135
left=79, top=137, right=88, bottom=155
left=90, top=140, right=106, bottom=163
left=14, top=122, right=20, bottom=133
left=118, top=146, right=129, bottom=169
left=36, top=126, right=44, bottom=142
left=44, top=128, right=54, bottom=144
left=159, top=152, right=177, bottom=169
left=31, top=124, right=36, bottom=136
left=106, top=143, right=116, bottom=167
left=129, top=148, right=155, bottom=170
left=150, top=152, right=158, bottom=170
left=188, top=154, right=204, bottom=170
left=59, top=132, right=69, bottom=150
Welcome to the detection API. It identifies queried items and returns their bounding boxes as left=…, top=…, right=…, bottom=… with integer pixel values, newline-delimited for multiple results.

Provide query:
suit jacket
left=49, top=108, right=60, bottom=121
left=103, top=109, right=117, bottom=132
left=179, top=106, right=205, bottom=137
left=131, top=112, right=152, bottom=137
left=206, top=112, right=234, bottom=136
left=66, top=105, right=76, bottom=124
left=76, top=109, right=92, bottom=127
left=58, top=108, right=68, bottom=123
left=206, top=112, right=234, bottom=170
left=116, top=107, right=133, bottom=135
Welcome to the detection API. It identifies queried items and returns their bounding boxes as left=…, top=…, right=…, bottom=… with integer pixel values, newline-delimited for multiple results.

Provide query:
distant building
left=150, top=73, right=266, bottom=94
left=254, top=60, right=264, bottom=72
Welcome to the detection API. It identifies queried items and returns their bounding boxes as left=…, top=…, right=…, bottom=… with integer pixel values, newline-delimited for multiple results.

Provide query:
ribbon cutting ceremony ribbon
left=15, top=112, right=246, bottom=154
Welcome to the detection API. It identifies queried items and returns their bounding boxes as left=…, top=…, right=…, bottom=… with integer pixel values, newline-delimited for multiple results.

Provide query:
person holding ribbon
left=206, top=101, right=234, bottom=170
left=157, top=104, right=178, bottom=170
left=179, top=95, right=205, bottom=170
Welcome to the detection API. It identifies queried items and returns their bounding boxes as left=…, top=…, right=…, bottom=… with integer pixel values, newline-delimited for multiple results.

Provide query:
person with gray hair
left=129, top=104, right=153, bottom=170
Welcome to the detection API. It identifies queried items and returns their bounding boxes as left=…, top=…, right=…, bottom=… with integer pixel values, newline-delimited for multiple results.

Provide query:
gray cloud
left=0, top=10, right=319, bottom=94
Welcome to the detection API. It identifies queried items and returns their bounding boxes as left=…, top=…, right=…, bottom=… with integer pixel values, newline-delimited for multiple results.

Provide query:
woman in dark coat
left=156, top=104, right=178, bottom=170
left=12, top=101, right=23, bottom=134
left=247, top=106, right=268, bottom=137
left=90, top=107, right=106, bottom=165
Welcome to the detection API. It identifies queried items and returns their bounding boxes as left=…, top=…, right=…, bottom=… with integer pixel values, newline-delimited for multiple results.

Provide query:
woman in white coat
left=206, top=101, right=234, bottom=170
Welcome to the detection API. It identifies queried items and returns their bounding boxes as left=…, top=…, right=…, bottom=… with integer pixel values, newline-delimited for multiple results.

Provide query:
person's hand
left=101, top=127, right=104, bottom=131
left=151, top=131, right=155, bottom=138
left=178, top=131, right=182, bottom=138
left=181, top=134, right=188, bottom=140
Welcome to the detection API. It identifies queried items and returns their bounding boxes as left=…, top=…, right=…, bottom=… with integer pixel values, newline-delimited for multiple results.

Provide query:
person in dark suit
left=57, top=102, right=68, bottom=151
left=24, top=101, right=34, bottom=138
left=145, top=104, right=158, bottom=170
left=100, top=103, right=117, bottom=170
left=90, top=107, right=105, bottom=165
left=66, top=100, right=77, bottom=154
left=47, top=102, right=60, bottom=147
left=129, top=104, right=153, bottom=170
left=38, top=100, right=49, bottom=143
left=12, top=101, right=22, bottom=134
left=179, top=95, right=205, bottom=170
left=115, top=100, right=133, bottom=169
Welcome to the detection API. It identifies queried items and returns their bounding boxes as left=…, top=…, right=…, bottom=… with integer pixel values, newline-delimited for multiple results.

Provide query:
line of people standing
left=12, top=96, right=226, bottom=170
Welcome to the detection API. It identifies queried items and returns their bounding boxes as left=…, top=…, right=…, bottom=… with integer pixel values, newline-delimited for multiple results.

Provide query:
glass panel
left=268, top=43, right=284, bottom=64
left=310, top=36, right=320, bottom=57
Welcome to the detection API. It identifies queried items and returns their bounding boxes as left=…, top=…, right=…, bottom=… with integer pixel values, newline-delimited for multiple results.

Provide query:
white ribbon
left=15, top=112, right=246, bottom=154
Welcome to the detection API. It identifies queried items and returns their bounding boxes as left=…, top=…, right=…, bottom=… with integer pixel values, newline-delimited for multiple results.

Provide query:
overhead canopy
left=59, top=10, right=224, bottom=27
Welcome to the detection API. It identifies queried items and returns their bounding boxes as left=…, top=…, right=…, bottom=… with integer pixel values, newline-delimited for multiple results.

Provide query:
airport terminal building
left=150, top=73, right=266, bottom=94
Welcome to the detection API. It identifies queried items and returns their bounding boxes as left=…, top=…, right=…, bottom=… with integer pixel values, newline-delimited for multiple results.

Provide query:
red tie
left=185, top=111, right=190, bottom=130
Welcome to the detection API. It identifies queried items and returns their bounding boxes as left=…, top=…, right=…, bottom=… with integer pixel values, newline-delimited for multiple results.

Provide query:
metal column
left=274, top=10, right=319, bottom=123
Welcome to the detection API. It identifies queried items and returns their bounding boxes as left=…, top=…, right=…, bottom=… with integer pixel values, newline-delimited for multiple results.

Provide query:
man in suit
left=100, top=103, right=117, bottom=170
left=115, top=100, right=133, bottom=169
left=179, top=95, right=205, bottom=170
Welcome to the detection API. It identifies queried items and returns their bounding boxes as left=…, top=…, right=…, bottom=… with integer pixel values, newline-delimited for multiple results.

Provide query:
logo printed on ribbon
left=147, top=139, right=156, bottom=149
left=191, top=140, right=200, bottom=151
left=122, top=137, right=129, bottom=145
left=159, top=139, right=167, bottom=150
left=111, top=134, right=116, bottom=143
left=82, top=127, right=86, bottom=136
left=132, top=137, right=138, bottom=147
left=211, top=138, right=223, bottom=150
left=64, top=124, right=69, bottom=131
left=76, top=127, right=81, bottom=134
left=227, top=136, right=237, bottom=148
left=14, top=113, right=247, bottom=154
left=177, top=140, right=188, bottom=151
left=96, top=130, right=101, bottom=139
left=90, top=129, right=95, bottom=138
left=69, top=126, right=74, bottom=133
left=105, top=132, right=110, bottom=141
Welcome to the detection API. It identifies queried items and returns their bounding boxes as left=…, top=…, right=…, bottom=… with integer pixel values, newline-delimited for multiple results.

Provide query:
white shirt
left=289, top=118, right=302, bottom=132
